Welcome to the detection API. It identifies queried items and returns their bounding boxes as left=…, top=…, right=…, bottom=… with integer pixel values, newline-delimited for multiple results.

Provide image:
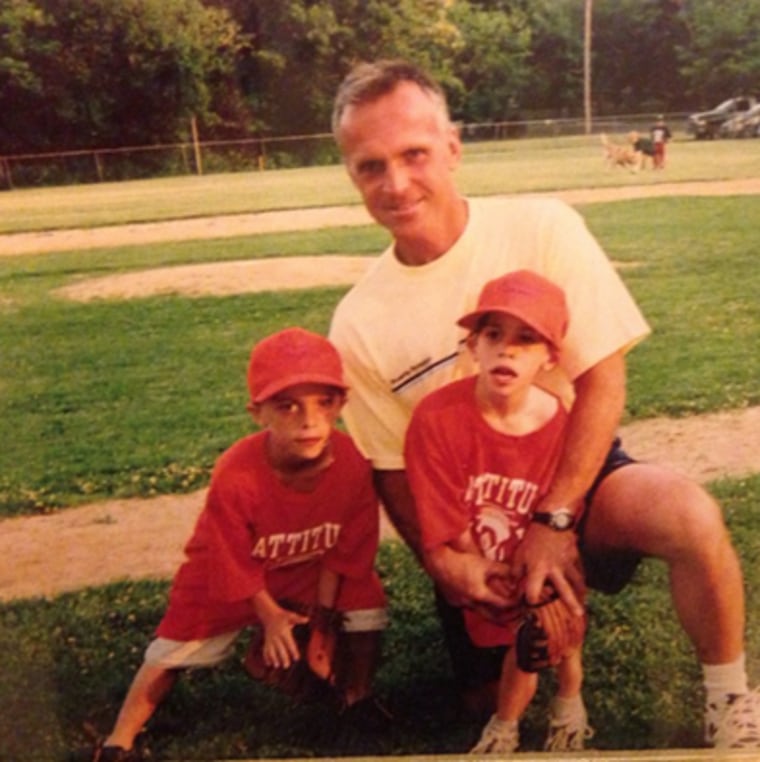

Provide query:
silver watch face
left=551, top=510, right=574, bottom=530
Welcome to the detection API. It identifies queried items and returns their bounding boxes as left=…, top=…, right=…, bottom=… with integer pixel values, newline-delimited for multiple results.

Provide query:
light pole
left=584, top=0, right=593, bottom=134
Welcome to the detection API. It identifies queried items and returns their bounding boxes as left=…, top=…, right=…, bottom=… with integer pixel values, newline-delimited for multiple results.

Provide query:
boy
left=91, top=327, right=388, bottom=762
left=650, top=115, right=672, bottom=169
left=404, top=271, right=591, bottom=753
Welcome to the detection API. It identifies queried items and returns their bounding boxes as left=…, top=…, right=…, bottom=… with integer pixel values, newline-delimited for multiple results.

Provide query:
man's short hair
left=331, top=59, right=451, bottom=137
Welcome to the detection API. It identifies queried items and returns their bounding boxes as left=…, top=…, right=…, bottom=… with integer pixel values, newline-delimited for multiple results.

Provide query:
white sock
left=490, top=715, right=518, bottom=733
left=550, top=694, right=585, bottom=722
left=703, top=653, right=749, bottom=709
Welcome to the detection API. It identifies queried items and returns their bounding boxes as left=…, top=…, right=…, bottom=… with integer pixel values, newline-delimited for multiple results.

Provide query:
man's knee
left=589, top=463, right=729, bottom=559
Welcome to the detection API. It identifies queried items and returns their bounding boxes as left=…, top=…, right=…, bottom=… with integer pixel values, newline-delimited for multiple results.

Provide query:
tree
left=0, top=0, right=246, bottom=152
left=677, top=0, right=760, bottom=106
left=0, top=0, right=58, bottom=152
left=447, top=1, right=532, bottom=123
left=231, top=0, right=466, bottom=137
left=591, top=0, right=689, bottom=113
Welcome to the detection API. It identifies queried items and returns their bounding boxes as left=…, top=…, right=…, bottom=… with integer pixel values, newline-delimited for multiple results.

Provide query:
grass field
left=1, top=136, right=759, bottom=760
left=2, top=135, right=760, bottom=233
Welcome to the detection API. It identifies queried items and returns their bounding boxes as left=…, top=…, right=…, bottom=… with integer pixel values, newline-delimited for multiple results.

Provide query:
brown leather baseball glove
left=515, top=583, right=586, bottom=673
left=243, top=602, right=344, bottom=701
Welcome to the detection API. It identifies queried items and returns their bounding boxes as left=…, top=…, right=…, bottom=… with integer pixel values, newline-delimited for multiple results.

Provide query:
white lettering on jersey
left=250, top=522, right=341, bottom=567
left=464, top=473, right=540, bottom=562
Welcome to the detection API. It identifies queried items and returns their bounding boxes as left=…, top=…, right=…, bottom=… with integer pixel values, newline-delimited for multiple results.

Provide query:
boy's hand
left=261, top=608, right=309, bottom=670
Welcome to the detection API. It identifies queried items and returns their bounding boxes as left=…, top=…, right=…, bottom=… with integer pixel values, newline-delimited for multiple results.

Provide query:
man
left=328, top=59, right=758, bottom=749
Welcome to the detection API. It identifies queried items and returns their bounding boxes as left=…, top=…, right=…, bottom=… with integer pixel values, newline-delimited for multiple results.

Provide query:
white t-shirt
left=329, top=196, right=650, bottom=470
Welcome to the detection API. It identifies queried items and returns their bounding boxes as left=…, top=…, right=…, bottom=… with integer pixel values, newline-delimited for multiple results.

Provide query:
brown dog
left=600, top=132, right=642, bottom=172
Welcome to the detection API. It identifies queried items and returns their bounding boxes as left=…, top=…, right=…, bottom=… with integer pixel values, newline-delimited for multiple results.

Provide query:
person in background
left=650, top=115, right=672, bottom=169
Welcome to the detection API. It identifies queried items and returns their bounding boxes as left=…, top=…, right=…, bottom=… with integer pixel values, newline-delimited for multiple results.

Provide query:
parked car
left=686, top=96, right=758, bottom=139
left=719, top=102, right=760, bottom=138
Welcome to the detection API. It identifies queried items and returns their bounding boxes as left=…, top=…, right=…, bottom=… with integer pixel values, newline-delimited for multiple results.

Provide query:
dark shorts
left=439, top=436, right=641, bottom=691
left=579, top=437, right=643, bottom=595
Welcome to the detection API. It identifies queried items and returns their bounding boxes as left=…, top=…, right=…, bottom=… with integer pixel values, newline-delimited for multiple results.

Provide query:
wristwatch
left=531, top=508, right=576, bottom=531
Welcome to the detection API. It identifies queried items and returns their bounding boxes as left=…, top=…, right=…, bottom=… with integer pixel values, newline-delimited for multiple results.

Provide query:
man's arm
left=373, top=469, right=423, bottom=559
left=514, top=349, right=627, bottom=610
left=373, top=469, right=512, bottom=608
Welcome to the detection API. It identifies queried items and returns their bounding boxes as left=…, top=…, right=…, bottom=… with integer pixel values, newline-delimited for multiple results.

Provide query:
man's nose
left=382, top=163, right=410, bottom=194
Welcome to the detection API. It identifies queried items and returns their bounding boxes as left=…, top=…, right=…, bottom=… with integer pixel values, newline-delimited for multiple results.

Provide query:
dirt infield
left=1, top=178, right=758, bottom=602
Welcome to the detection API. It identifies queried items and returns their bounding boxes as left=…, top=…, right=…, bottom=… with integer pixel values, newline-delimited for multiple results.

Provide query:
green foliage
left=0, top=0, right=246, bottom=153
left=677, top=0, right=760, bottom=104
left=4, top=482, right=760, bottom=760
left=4, top=0, right=760, bottom=163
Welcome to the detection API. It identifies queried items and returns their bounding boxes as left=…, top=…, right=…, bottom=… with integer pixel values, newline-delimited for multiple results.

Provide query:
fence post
left=94, top=152, right=104, bottom=182
left=191, top=116, right=203, bottom=175
left=1, top=158, right=13, bottom=190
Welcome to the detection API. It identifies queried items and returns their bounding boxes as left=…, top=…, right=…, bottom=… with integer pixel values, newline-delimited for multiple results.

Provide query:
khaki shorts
left=145, top=631, right=241, bottom=669
left=145, top=606, right=388, bottom=669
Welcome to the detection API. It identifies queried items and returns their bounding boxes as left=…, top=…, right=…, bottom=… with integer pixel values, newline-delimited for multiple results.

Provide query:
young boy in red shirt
left=93, top=327, right=388, bottom=762
left=405, top=271, right=590, bottom=753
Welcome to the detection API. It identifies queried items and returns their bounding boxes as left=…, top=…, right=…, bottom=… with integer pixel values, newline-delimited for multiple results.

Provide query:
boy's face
left=251, top=383, right=345, bottom=470
left=468, top=313, right=555, bottom=402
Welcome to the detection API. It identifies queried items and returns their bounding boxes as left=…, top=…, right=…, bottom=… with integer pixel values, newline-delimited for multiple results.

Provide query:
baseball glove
left=243, top=602, right=344, bottom=701
left=515, top=583, right=586, bottom=673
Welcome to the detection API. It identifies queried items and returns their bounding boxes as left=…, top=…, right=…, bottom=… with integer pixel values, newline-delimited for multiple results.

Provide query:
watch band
left=531, top=509, right=576, bottom=531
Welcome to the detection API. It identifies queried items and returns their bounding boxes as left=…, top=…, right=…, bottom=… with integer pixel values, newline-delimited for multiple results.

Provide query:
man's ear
left=447, top=124, right=463, bottom=170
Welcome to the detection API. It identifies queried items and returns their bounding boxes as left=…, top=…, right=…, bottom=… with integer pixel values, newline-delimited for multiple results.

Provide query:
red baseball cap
left=457, top=270, right=568, bottom=350
left=247, top=327, right=348, bottom=403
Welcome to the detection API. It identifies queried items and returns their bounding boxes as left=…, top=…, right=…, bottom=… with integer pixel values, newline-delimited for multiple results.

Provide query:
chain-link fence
left=0, top=113, right=687, bottom=190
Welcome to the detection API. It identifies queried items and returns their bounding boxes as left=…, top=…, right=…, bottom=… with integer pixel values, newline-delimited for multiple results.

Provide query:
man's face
left=336, top=82, right=463, bottom=253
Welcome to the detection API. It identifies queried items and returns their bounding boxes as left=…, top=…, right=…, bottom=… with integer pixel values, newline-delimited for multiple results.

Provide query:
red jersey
left=404, top=376, right=568, bottom=646
left=157, top=430, right=385, bottom=640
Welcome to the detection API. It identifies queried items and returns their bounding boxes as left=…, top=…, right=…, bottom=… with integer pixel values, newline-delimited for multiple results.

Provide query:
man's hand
left=424, top=544, right=513, bottom=609
left=509, top=523, right=585, bottom=616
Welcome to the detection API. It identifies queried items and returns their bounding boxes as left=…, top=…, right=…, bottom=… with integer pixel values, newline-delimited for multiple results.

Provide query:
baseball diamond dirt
left=0, top=178, right=758, bottom=602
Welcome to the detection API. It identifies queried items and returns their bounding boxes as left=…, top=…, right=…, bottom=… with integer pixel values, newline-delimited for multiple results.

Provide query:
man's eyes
left=357, top=160, right=384, bottom=176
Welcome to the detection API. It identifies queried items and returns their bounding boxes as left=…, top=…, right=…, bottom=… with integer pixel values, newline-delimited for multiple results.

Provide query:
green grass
left=2, top=135, right=760, bottom=233
left=3, top=486, right=760, bottom=761
left=1, top=145, right=759, bottom=759
left=1, top=195, right=758, bottom=517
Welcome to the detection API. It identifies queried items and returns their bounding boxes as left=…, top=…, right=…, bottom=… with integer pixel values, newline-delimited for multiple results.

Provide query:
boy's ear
left=247, top=401, right=263, bottom=424
left=465, top=331, right=478, bottom=353
left=544, top=346, right=560, bottom=369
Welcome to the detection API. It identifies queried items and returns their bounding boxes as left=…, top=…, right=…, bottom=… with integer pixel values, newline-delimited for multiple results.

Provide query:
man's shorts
left=579, top=437, right=643, bottom=595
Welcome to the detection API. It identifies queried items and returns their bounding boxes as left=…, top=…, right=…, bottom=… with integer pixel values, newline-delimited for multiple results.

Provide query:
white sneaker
left=470, top=714, right=519, bottom=754
left=706, top=689, right=760, bottom=748
left=544, top=705, right=594, bottom=752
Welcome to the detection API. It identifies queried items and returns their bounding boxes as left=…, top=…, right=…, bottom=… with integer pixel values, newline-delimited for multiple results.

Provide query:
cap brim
left=252, top=373, right=348, bottom=403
